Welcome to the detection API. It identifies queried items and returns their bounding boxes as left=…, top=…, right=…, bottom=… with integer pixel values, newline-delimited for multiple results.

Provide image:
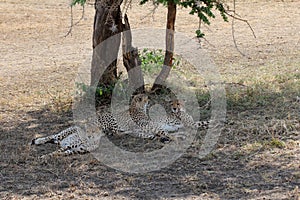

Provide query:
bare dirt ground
left=0, top=0, right=299, bottom=199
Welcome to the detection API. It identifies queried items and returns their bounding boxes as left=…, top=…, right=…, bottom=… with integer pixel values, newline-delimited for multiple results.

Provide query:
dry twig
left=64, top=4, right=85, bottom=37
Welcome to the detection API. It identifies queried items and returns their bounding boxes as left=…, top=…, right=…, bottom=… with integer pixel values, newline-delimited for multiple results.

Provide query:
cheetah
left=96, top=94, right=171, bottom=140
left=168, top=99, right=210, bottom=130
left=149, top=99, right=210, bottom=132
left=32, top=125, right=103, bottom=159
left=31, top=95, right=208, bottom=159
left=31, top=94, right=171, bottom=159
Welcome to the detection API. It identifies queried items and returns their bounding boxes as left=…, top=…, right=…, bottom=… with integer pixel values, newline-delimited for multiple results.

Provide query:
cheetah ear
left=164, top=96, right=172, bottom=102
left=180, top=98, right=187, bottom=103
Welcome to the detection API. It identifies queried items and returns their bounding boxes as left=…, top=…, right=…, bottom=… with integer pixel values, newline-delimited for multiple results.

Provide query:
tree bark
left=122, top=14, right=145, bottom=95
left=152, top=1, right=176, bottom=90
left=91, top=0, right=123, bottom=105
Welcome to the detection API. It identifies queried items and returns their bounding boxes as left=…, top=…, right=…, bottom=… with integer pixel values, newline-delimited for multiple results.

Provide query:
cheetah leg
left=32, top=126, right=81, bottom=145
left=194, top=120, right=210, bottom=130
left=39, top=146, right=89, bottom=160
left=161, top=124, right=180, bottom=132
left=136, top=131, right=156, bottom=139
left=120, top=128, right=156, bottom=139
left=177, top=112, right=210, bottom=130
left=141, top=122, right=172, bottom=142
left=126, top=126, right=170, bottom=142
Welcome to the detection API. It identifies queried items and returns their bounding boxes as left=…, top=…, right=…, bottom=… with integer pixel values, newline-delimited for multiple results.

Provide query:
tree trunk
left=91, top=0, right=123, bottom=106
left=152, top=1, right=176, bottom=91
left=122, top=14, right=145, bottom=95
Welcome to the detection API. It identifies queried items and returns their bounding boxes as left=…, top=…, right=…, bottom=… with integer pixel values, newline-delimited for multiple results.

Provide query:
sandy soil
left=0, top=0, right=299, bottom=199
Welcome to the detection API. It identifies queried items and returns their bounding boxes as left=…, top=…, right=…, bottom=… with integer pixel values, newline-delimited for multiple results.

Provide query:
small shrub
left=139, top=48, right=180, bottom=75
left=264, top=138, right=285, bottom=149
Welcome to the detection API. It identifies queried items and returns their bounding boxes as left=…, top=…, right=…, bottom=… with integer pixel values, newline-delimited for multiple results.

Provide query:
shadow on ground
left=0, top=103, right=299, bottom=199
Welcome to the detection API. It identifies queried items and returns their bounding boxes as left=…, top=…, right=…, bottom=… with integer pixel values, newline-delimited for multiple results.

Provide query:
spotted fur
left=31, top=94, right=170, bottom=159
left=168, top=99, right=210, bottom=130
left=95, top=94, right=170, bottom=140
left=32, top=125, right=102, bottom=160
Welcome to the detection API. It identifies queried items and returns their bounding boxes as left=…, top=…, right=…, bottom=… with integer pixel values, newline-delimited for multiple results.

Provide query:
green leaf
left=196, top=29, right=205, bottom=38
left=139, top=0, right=229, bottom=42
left=71, top=0, right=86, bottom=7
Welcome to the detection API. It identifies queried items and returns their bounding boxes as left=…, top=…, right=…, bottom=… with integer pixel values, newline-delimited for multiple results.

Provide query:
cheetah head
left=131, top=94, right=149, bottom=113
left=170, top=99, right=186, bottom=113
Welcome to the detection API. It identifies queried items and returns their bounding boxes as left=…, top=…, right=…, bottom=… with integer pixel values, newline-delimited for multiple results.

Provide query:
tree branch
left=152, top=1, right=176, bottom=90
left=64, top=5, right=85, bottom=37
left=122, top=14, right=145, bottom=94
left=227, top=0, right=256, bottom=57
